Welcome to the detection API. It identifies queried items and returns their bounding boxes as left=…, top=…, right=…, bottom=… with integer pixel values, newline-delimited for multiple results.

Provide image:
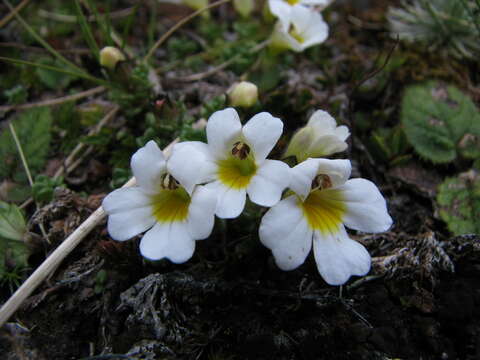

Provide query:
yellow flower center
left=301, top=188, right=346, bottom=235
left=286, top=0, right=299, bottom=5
left=217, top=154, right=257, bottom=189
left=289, top=26, right=305, bottom=43
left=151, top=188, right=191, bottom=223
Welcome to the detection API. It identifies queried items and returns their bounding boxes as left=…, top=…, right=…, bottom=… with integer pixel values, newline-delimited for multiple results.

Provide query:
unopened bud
left=228, top=81, right=258, bottom=108
left=234, top=0, right=254, bottom=18
left=184, top=0, right=208, bottom=10
left=99, top=46, right=126, bottom=70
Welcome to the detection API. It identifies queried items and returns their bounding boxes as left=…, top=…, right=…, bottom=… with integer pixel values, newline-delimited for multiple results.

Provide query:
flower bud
left=184, top=0, right=208, bottom=10
left=284, top=110, right=350, bottom=163
left=234, top=0, right=254, bottom=18
left=228, top=81, right=259, bottom=108
left=99, top=46, right=126, bottom=70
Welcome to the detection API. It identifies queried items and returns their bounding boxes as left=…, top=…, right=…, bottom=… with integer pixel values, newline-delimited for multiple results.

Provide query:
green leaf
left=401, top=81, right=480, bottom=163
left=36, top=58, right=78, bottom=90
left=0, top=107, right=53, bottom=183
left=0, top=201, right=26, bottom=242
left=437, top=170, right=480, bottom=235
left=32, top=175, right=64, bottom=204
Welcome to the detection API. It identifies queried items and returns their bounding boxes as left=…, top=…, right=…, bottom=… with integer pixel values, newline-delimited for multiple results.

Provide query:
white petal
left=187, top=185, right=217, bottom=239
left=131, top=140, right=166, bottom=194
left=102, top=187, right=151, bottom=214
left=289, top=159, right=320, bottom=199
left=309, top=135, right=348, bottom=157
left=139, top=222, right=195, bottom=263
left=313, top=225, right=371, bottom=285
left=301, top=0, right=329, bottom=5
left=289, top=5, right=328, bottom=50
left=268, top=0, right=292, bottom=31
left=205, top=180, right=246, bottom=219
left=242, top=112, right=283, bottom=163
left=167, top=141, right=217, bottom=194
left=270, top=23, right=303, bottom=52
left=314, top=158, right=351, bottom=187
left=308, top=110, right=337, bottom=133
left=247, top=160, right=290, bottom=207
left=334, top=125, right=350, bottom=141
left=102, top=187, right=155, bottom=241
left=206, top=108, right=242, bottom=160
left=339, top=178, right=393, bottom=233
left=259, top=195, right=312, bottom=270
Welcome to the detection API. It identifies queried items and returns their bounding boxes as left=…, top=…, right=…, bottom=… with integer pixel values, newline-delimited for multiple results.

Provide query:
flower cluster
left=103, top=108, right=392, bottom=285
left=268, top=0, right=330, bottom=52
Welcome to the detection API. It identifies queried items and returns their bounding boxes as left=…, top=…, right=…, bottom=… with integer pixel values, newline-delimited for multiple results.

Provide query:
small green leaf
left=437, top=170, right=480, bottom=235
left=36, top=58, right=78, bottom=90
left=0, top=201, right=26, bottom=242
left=32, top=175, right=64, bottom=204
left=401, top=81, right=480, bottom=163
left=0, top=107, right=52, bottom=183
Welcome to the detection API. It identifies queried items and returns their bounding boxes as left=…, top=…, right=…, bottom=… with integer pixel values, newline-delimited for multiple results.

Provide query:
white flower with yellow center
left=168, top=108, right=291, bottom=219
left=284, top=110, right=350, bottom=163
left=259, top=158, right=392, bottom=285
left=268, top=0, right=329, bottom=31
left=270, top=5, right=329, bottom=53
left=102, top=140, right=216, bottom=263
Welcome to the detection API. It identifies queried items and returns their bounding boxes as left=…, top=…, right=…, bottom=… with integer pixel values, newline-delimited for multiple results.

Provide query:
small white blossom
left=268, top=0, right=329, bottom=31
left=168, top=108, right=291, bottom=219
left=259, top=158, right=392, bottom=285
left=102, top=141, right=216, bottom=263
left=284, top=110, right=350, bottom=162
left=270, top=5, right=328, bottom=53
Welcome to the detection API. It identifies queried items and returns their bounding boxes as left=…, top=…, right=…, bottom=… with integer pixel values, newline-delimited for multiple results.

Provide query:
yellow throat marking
left=286, top=0, right=299, bottom=5
left=301, top=189, right=346, bottom=235
left=217, top=156, right=257, bottom=190
left=151, top=188, right=190, bottom=223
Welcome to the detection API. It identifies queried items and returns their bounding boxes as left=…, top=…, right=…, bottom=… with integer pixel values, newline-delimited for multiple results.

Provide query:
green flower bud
left=99, top=46, right=126, bottom=70
left=234, top=0, right=254, bottom=18
left=228, top=81, right=259, bottom=108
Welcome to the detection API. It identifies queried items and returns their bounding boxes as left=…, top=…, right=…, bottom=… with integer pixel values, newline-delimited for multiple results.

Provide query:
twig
left=37, top=7, right=135, bottom=23
left=0, top=86, right=106, bottom=113
left=0, top=137, right=182, bottom=327
left=143, top=0, right=231, bottom=63
left=0, top=0, right=29, bottom=28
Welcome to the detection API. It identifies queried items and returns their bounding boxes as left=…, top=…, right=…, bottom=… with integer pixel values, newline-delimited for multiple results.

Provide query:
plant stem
left=0, top=56, right=110, bottom=86
left=8, top=122, right=49, bottom=241
left=143, top=0, right=232, bottom=63
left=0, top=0, right=29, bottom=28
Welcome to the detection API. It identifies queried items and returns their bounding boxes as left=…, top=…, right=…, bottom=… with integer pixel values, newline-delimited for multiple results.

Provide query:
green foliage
left=109, top=64, right=153, bottom=115
left=36, top=58, right=78, bottom=90
left=0, top=107, right=52, bottom=183
left=369, top=126, right=412, bottom=166
left=3, top=85, right=28, bottom=105
left=437, top=170, right=480, bottom=235
left=401, top=81, right=480, bottom=163
left=94, top=269, right=108, bottom=294
left=0, top=202, right=28, bottom=291
left=0, top=201, right=26, bottom=242
left=388, top=0, right=480, bottom=59
left=200, top=95, right=226, bottom=119
left=32, top=175, right=64, bottom=204
left=167, top=36, right=200, bottom=61
left=110, top=167, right=132, bottom=189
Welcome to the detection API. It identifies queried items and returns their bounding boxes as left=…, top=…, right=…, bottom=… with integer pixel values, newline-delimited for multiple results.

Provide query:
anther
left=312, top=174, right=333, bottom=191
left=161, top=173, right=180, bottom=190
left=231, top=141, right=251, bottom=160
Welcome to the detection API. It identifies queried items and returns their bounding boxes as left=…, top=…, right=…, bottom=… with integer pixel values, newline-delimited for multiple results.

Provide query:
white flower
left=102, top=140, right=217, bottom=263
left=270, top=5, right=329, bottom=53
left=168, top=108, right=291, bottom=219
left=284, top=110, right=349, bottom=162
left=268, top=0, right=329, bottom=31
left=259, top=158, right=392, bottom=285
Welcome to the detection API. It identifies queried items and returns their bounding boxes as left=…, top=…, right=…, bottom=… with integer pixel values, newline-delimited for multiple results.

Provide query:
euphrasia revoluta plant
left=103, top=108, right=392, bottom=286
